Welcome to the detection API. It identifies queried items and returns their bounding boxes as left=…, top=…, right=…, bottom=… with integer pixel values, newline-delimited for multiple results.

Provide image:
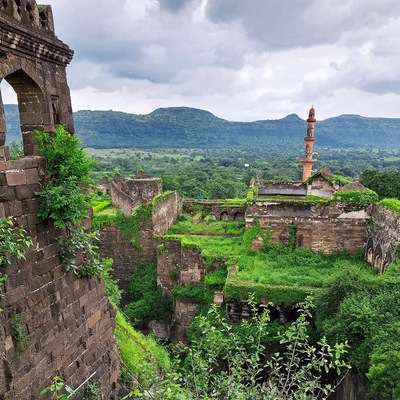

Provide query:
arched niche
left=366, top=238, right=374, bottom=265
left=1, top=68, right=46, bottom=156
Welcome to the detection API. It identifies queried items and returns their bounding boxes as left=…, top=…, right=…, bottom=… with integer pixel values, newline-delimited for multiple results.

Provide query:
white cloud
left=2, top=0, right=400, bottom=120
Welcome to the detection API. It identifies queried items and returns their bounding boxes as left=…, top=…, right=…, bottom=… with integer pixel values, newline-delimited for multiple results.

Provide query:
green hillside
left=4, top=104, right=400, bottom=151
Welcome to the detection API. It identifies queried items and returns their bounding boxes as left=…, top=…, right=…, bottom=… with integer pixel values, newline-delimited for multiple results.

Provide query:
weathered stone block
left=5, top=170, right=26, bottom=186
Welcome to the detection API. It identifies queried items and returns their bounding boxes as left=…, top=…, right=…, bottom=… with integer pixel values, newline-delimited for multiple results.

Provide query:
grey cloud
left=158, top=0, right=187, bottom=12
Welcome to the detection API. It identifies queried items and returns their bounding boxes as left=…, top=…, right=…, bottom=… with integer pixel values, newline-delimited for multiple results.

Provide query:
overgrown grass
left=379, top=198, right=400, bottom=215
left=115, top=311, right=171, bottom=385
left=168, top=214, right=245, bottom=235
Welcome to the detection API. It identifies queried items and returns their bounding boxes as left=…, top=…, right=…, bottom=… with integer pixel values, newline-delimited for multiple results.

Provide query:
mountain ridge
left=4, top=104, right=400, bottom=151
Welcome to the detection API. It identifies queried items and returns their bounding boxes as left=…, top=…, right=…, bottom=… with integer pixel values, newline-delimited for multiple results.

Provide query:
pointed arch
left=3, top=68, right=47, bottom=155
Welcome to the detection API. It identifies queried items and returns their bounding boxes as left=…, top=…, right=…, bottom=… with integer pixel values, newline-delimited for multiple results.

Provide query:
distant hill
left=4, top=105, right=400, bottom=151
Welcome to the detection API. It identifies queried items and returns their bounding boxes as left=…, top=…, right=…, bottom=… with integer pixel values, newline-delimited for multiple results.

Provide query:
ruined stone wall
left=157, top=240, right=207, bottom=342
left=183, top=200, right=245, bottom=221
left=157, top=240, right=207, bottom=299
left=110, top=175, right=162, bottom=217
left=0, top=1, right=75, bottom=155
left=99, top=191, right=182, bottom=306
left=246, top=202, right=370, bottom=254
left=99, top=221, right=157, bottom=307
left=366, top=205, right=400, bottom=271
left=152, top=191, right=182, bottom=235
left=0, top=156, right=119, bottom=399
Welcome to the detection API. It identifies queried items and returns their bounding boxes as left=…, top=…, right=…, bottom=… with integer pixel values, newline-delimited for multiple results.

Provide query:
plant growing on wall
left=35, top=126, right=95, bottom=229
left=35, top=126, right=104, bottom=277
left=10, top=314, right=26, bottom=354
left=0, top=216, right=33, bottom=284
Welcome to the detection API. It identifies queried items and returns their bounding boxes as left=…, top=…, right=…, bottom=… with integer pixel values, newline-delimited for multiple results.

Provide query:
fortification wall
left=157, top=240, right=206, bottom=342
left=0, top=156, right=119, bottom=399
left=152, top=192, right=182, bottom=235
left=246, top=202, right=370, bottom=254
left=183, top=200, right=245, bottom=221
left=99, top=221, right=157, bottom=307
left=99, top=192, right=181, bottom=306
left=110, top=175, right=162, bottom=217
left=366, top=205, right=400, bottom=271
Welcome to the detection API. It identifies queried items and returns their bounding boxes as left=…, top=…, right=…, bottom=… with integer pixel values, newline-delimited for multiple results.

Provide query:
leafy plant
left=56, top=227, right=103, bottom=277
left=103, top=258, right=122, bottom=308
left=40, top=376, right=74, bottom=400
left=332, top=189, right=378, bottom=205
left=35, top=126, right=95, bottom=229
left=10, top=314, right=26, bottom=354
left=0, top=217, right=33, bottom=285
left=9, top=140, right=24, bottom=160
left=123, top=263, right=172, bottom=323
left=379, top=198, right=400, bottom=215
left=0, top=217, right=33, bottom=267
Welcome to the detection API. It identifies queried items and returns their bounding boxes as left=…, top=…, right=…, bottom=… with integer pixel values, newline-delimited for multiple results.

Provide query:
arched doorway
left=1, top=79, right=23, bottom=158
left=1, top=69, right=46, bottom=156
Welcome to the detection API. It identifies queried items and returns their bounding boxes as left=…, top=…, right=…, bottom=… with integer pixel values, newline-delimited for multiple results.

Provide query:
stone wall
left=0, top=0, right=75, bottom=155
left=110, top=175, right=162, bottom=217
left=157, top=240, right=207, bottom=342
left=99, top=221, right=157, bottom=307
left=183, top=200, right=245, bottom=221
left=152, top=192, right=182, bottom=235
left=0, top=156, right=119, bottom=399
left=366, top=205, right=400, bottom=271
left=246, top=202, right=370, bottom=254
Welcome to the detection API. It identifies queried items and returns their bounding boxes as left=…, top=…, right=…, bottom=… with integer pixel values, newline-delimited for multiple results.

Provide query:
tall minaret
left=300, top=106, right=317, bottom=180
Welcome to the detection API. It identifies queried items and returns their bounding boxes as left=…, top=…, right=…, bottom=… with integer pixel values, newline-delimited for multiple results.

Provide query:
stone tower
left=0, top=0, right=74, bottom=157
left=300, top=106, right=317, bottom=180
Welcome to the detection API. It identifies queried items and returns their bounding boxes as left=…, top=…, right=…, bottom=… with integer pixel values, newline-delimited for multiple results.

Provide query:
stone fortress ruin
left=1, top=1, right=119, bottom=398
left=1, top=1, right=400, bottom=398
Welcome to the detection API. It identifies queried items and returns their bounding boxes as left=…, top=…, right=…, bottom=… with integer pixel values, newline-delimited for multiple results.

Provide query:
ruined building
left=0, top=1, right=119, bottom=398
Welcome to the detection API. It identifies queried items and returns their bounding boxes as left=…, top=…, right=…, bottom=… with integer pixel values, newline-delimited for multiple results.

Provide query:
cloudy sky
left=3, top=0, right=400, bottom=121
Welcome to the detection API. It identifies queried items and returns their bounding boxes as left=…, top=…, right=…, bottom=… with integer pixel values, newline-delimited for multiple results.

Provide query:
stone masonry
left=246, top=202, right=370, bottom=254
left=0, top=2, right=119, bottom=398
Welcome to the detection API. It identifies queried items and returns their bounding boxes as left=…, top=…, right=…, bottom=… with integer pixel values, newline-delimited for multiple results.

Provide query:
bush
left=123, top=263, right=172, bottom=322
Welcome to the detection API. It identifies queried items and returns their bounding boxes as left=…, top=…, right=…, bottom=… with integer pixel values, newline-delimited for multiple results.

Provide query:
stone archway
left=1, top=69, right=45, bottom=155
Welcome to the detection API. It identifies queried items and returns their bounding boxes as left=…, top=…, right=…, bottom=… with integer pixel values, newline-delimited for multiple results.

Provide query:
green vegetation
left=39, top=376, right=74, bottom=400
left=35, top=126, right=95, bottom=229
left=9, top=140, right=24, bottom=159
left=168, top=214, right=244, bottom=236
left=92, top=205, right=152, bottom=250
left=123, top=263, right=172, bottom=323
left=315, top=261, right=400, bottom=398
left=10, top=314, right=26, bottom=354
left=379, top=198, right=400, bottom=215
left=115, top=311, right=172, bottom=392
left=332, top=189, right=379, bottom=205
left=359, top=169, right=400, bottom=200
left=164, top=215, right=375, bottom=305
left=0, top=217, right=33, bottom=285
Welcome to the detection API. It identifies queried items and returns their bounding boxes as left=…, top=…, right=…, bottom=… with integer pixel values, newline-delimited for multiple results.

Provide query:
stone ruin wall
left=0, top=1, right=75, bottom=155
left=109, top=175, right=162, bottom=217
left=157, top=240, right=207, bottom=343
left=246, top=202, right=370, bottom=254
left=366, top=205, right=400, bottom=272
left=99, top=191, right=182, bottom=307
left=183, top=200, right=245, bottom=221
left=0, top=156, right=119, bottom=399
left=0, top=3, right=119, bottom=397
